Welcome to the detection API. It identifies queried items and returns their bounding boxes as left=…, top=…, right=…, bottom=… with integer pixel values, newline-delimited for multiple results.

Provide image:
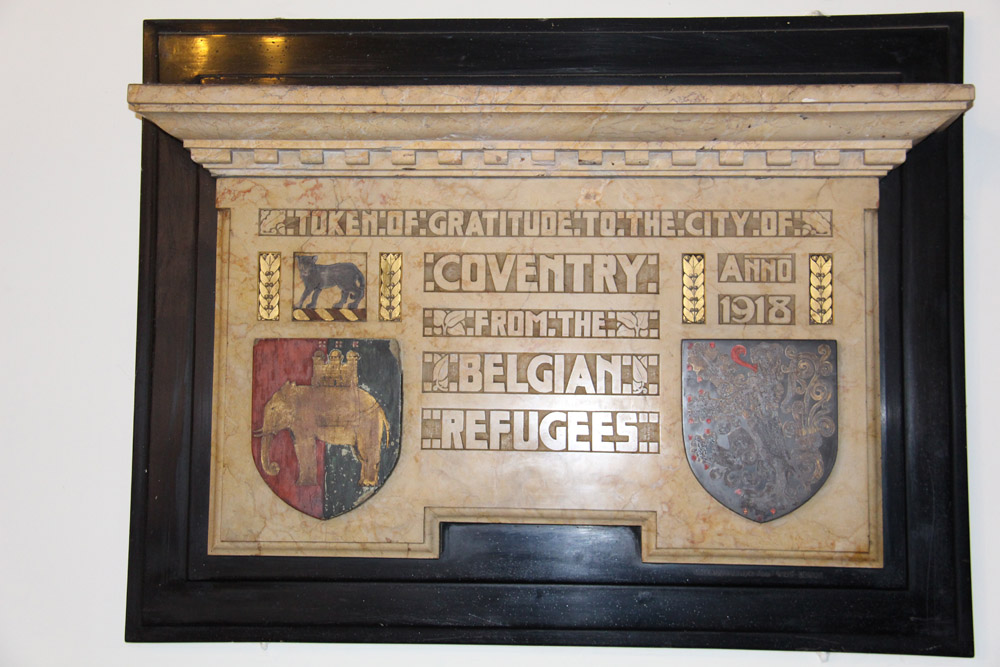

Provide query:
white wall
left=1, top=1, right=996, bottom=665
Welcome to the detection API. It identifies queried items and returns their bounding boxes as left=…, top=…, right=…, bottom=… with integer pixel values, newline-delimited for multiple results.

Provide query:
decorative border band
left=188, top=144, right=910, bottom=178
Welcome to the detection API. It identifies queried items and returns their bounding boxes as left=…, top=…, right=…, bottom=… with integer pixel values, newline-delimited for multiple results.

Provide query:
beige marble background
left=208, top=175, right=881, bottom=566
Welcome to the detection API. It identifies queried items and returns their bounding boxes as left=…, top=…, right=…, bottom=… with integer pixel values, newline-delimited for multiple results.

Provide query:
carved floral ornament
left=128, top=84, right=973, bottom=178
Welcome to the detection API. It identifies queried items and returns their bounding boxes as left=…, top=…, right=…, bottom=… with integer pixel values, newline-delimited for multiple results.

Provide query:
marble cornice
left=128, top=84, right=974, bottom=178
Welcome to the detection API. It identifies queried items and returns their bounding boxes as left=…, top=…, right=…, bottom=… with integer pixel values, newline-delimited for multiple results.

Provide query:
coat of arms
left=682, top=339, right=837, bottom=522
left=293, top=253, right=367, bottom=321
left=251, top=338, right=402, bottom=519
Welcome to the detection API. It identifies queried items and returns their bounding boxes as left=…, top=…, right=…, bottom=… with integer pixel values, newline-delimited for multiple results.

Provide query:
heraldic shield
left=251, top=338, right=402, bottom=519
left=682, top=340, right=838, bottom=523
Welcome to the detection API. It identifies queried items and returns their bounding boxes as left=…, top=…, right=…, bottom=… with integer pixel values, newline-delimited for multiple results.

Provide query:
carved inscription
left=266, top=208, right=832, bottom=482
left=422, top=353, right=658, bottom=395
left=421, top=408, right=660, bottom=453
left=423, top=253, right=658, bottom=293
left=718, top=294, right=795, bottom=325
left=260, top=209, right=832, bottom=238
left=718, top=253, right=795, bottom=283
left=422, top=309, right=659, bottom=338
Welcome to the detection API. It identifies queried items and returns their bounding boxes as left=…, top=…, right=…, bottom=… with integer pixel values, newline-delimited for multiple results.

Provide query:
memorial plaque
left=200, top=168, right=883, bottom=565
left=127, top=83, right=972, bottom=566
left=125, top=17, right=975, bottom=653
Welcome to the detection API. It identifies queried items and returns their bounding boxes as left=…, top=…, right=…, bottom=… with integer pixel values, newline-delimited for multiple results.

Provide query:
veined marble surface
left=209, top=175, right=881, bottom=566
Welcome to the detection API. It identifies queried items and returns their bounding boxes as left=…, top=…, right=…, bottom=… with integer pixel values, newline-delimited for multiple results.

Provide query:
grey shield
left=681, top=339, right=838, bottom=523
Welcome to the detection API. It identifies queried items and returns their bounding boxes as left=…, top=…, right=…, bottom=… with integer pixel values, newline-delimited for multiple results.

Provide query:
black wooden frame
left=126, top=15, right=973, bottom=655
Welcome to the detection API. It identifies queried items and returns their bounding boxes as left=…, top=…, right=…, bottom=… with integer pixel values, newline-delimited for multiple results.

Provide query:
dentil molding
left=128, top=84, right=974, bottom=178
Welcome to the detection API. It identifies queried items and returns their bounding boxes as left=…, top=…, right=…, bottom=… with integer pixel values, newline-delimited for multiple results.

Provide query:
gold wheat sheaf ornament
left=379, top=253, right=403, bottom=321
left=809, top=254, right=834, bottom=324
left=258, top=252, right=280, bottom=321
left=681, top=253, right=706, bottom=324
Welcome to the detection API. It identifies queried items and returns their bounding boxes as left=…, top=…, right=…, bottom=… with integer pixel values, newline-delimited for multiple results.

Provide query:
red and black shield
left=251, top=338, right=402, bottom=519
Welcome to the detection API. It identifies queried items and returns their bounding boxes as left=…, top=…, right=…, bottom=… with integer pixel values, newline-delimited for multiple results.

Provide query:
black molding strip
left=146, top=15, right=960, bottom=85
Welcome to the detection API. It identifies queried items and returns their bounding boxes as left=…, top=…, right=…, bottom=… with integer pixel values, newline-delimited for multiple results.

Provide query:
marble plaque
left=208, top=175, right=880, bottom=566
left=127, top=84, right=974, bottom=567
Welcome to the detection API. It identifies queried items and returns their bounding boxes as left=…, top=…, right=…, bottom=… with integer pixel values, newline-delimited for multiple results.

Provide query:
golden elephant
left=255, top=381, right=390, bottom=487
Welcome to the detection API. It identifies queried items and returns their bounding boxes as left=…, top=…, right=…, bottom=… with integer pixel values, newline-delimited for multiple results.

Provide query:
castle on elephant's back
left=312, top=349, right=359, bottom=388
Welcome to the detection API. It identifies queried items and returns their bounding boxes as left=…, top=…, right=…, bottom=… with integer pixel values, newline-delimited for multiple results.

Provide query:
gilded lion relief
left=251, top=338, right=402, bottom=519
